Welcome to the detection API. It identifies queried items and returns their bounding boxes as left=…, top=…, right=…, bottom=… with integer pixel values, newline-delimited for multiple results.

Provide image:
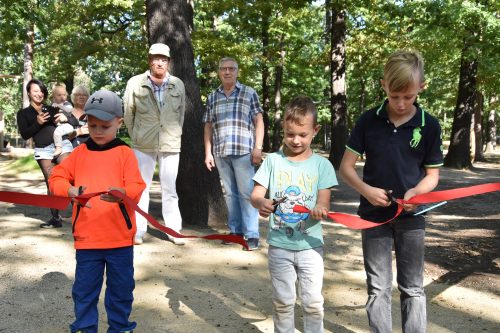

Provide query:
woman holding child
left=16, top=79, right=79, bottom=228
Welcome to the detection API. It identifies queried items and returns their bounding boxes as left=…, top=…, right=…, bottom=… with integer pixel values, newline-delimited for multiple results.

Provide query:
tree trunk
left=473, top=91, right=485, bottom=161
left=359, top=77, right=366, bottom=115
left=63, top=75, right=74, bottom=101
left=0, top=111, right=4, bottom=152
left=444, top=37, right=478, bottom=169
left=484, top=96, right=497, bottom=153
left=23, top=24, right=34, bottom=108
left=261, top=14, right=271, bottom=152
left=271, top=37, right=285, bottom=152
left=146, top=0, right=226, bottom=226
left=328, top=7, right=348, bottom=170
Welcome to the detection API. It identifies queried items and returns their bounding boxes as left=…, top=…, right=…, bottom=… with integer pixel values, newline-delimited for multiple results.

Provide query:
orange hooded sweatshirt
left=49, top=138, right=146, bottom=249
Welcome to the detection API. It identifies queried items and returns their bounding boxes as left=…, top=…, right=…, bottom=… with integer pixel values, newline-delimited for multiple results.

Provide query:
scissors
left=272, top=196, right=287, bottom=213
left=385, top=189, right=398, bottom=204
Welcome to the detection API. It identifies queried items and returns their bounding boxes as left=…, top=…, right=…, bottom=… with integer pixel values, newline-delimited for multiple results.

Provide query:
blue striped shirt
left=203, top=82, right=263, bottom=157
left=147, top=72, right=170, bottom=108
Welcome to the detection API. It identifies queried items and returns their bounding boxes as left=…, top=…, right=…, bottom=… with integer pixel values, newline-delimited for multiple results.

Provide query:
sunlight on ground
left=431, top=285, right=499, bottom=324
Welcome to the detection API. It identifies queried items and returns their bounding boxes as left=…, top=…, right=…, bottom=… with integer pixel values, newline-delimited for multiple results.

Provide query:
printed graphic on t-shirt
left=276, top=169, right=318, bottom=193
left=273, top=185, right=311, bottom=235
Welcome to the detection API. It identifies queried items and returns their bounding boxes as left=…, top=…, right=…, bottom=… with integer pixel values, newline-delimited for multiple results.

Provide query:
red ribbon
left=293, top=182, right=500, bottom=230
left=2, top=182, right=499, bottom=237
left=0, top=190, right=249, bottom=250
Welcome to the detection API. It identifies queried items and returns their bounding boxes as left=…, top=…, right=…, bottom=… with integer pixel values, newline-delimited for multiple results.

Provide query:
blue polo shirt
left=346, top=100, right=443, bottom=222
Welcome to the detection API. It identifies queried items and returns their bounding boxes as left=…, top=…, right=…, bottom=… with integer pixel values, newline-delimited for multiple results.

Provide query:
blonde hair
left=384, top=50, right=424, bottom=92
left=284, top=96, right=318, bottom=126
left=51, top=83, right=68, bottom=100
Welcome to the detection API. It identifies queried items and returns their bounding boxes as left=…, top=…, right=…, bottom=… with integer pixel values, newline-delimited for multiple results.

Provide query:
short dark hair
left=26, top=79, right=48, bottom=100
left=284, top=96, right=318, bottom=126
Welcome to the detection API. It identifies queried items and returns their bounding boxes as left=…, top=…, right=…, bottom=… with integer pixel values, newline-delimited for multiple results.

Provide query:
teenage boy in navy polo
left=339, top=50, right=443, bottom=333
left=50, top=90, right=146, bottom=333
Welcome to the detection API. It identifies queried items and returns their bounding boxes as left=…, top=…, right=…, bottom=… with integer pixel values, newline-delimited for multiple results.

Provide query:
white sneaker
left=134, top=236, right=143, bottom=245
left=169, top=236, right=186, bottom=245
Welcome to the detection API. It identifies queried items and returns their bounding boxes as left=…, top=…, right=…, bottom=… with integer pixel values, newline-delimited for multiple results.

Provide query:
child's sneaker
left=169, top=235, right=186, bottom=245
left=40, top=216, right=63, bottom=228
left=134, top=235, right=143, bottom=245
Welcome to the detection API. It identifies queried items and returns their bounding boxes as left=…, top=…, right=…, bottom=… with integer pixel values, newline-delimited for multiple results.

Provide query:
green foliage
left=0, top=0, right=146, bottom=91
left=0, top=0, right=498, bottom=148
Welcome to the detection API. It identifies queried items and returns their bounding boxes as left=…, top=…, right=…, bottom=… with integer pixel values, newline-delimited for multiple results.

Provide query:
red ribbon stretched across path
left=0, top=190, right=249, bottom=250
left=1, top=182, right=499, bottom=236
left=293, top=182, right=500, bottom=230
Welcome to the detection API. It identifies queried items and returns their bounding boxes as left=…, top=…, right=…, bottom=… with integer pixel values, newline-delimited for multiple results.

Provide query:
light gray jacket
left=124, top=71, right=185, bottom=153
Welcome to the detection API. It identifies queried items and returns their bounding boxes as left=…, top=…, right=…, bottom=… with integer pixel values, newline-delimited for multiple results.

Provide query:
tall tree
left=472, top=91, right=485, bottom=162
left=444, top=32, right=478, bottom=169
left=271, top=37, right=285, bottom=152
left=22, top=23, right=34, bottom=108
left=146, top=0, right=225, bottom=226
left=484, top=96, right=497, bottom=153
left=261, top=11, right=272, bottom=151
left=405, top=0, right=498, bottom=168
left=328, top=3, right=348, bottom=169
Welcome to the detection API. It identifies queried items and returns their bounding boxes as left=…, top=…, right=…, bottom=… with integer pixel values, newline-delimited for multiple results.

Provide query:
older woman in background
left=70, top=85, right=90, bottom=146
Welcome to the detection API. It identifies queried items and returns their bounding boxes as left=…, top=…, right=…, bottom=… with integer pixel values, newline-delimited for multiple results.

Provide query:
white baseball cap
left=149, top=43, right=170, bottom=58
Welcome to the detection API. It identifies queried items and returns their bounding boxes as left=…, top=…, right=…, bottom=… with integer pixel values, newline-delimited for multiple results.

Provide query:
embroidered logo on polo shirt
left=410, top=127, right=422, bottom=148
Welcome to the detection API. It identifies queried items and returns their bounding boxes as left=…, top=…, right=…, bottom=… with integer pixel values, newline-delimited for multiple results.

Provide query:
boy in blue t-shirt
left=251, top=96, right=337, bottom=333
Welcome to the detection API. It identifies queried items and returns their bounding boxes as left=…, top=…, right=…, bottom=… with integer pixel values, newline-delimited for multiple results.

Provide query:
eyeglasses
left=219, top=66, right=237, bottom=72
left=152, top=58, right=169, bottom=64
left=74, top=94, right=88, bottom=97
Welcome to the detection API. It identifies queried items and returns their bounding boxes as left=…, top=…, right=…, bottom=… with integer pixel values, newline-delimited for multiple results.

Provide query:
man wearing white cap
left=124, top=43, right=186, bottom=245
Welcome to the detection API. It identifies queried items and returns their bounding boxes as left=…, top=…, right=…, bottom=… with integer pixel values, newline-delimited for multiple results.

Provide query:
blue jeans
left=71, top=247, right=136, bottom=333
left=215, top=154, right=259, bottom=239
left=362, top=216, right=426, bottom=333
left=268, top=246, right=324, bottom=333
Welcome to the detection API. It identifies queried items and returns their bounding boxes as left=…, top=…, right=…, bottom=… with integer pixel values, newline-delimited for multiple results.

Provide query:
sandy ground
left=0, top=148, right=499, bottom=333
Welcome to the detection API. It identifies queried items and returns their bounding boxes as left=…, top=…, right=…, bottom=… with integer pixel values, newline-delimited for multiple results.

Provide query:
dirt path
left=0, top=148, right=498, bottom=333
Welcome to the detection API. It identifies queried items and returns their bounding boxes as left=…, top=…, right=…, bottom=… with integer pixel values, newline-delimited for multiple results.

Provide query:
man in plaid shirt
left=203, top=57, right=264, bottom=251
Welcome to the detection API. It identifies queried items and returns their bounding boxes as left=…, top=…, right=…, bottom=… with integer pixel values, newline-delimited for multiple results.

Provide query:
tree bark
left=23, top=24, right=34, bottom=108
left=473, top=91, right=485, bottom=161
left=444, top=36, right=478, bottom=169
left=261, top=14, right=271, bottom=152
left=271, top=37, right=285, bottom=152
left=484, top=96, right=497, bottom=153
left=63, top=75, right=74, bottom=101
left=328, top=6, right=348, bottom=170
left=146, top=0, right=226, bottom=226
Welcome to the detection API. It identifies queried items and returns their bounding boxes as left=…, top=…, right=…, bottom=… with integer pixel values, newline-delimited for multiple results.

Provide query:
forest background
left=0, top=0, right=498, bottom=226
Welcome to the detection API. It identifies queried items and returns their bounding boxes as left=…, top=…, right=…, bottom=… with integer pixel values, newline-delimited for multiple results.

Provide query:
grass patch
left=8, top=155, right=39, bottom=173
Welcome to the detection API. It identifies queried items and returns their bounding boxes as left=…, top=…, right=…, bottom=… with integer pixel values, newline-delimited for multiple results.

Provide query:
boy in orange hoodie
left=49, top=90, right=146, bottom=333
